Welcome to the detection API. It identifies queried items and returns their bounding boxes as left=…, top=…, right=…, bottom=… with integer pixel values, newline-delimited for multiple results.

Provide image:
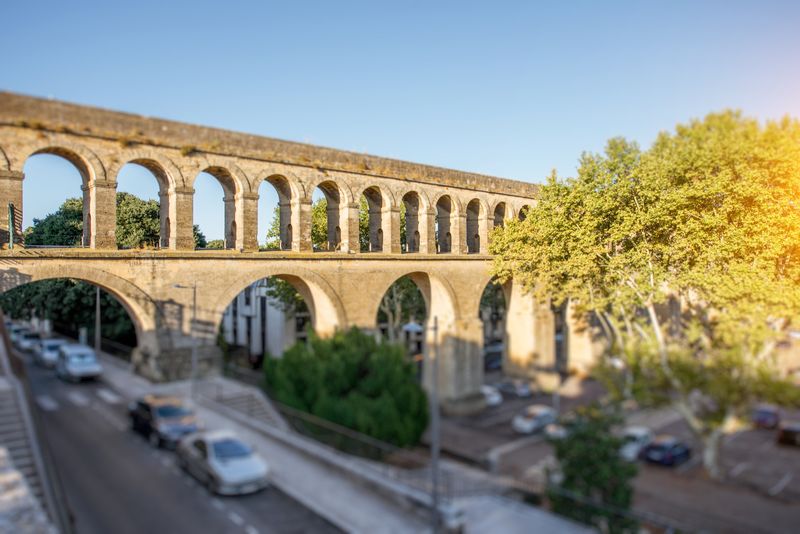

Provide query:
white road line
left=96, top=388, right=122, bottom=404
left=211, top=498, right=225, bottom=511
left=245, top=525, right=260, bottom=534
left=769, top=473, right=793, bottom=496
left=36, top=395, right=59, bottom=412
left=729, top=462, right=749, bottom=477
left=66, top=390, right=90, bottom=407
left=228, top=512, right=244, bottom=526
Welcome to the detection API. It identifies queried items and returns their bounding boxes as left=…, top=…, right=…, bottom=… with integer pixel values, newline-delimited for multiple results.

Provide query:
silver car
left=55, top=344, right=103, bottom=381
left=177, top=431, right=269, bottom=496
left=34, top=338, right=68, bottom=367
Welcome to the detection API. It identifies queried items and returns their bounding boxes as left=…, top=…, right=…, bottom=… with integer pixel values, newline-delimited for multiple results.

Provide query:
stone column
left=478, top=211, right=490, bottom=254
left=291, top=197, right=312, bottom=252
left=419, top=207, right=436, bottom=254
left=450, top=213, right=466, bottom=254
left=87, top=180, right=117, bottom=249
left=425, top=316, right=485, bottom=415
left=158, top=190, right=171, bottom=248
left=0, top=170, right=23, bottom=247
left=504, top=282, right=559, bottom=390
left=340, top=202, right=360, bottom=253
left=170, top=187, right=195, bottom=250
left=223, top=194, right=236, bottom=249
left=236, top=192, right=259, bottom=251
left=382, top=205, right=401, bottom=253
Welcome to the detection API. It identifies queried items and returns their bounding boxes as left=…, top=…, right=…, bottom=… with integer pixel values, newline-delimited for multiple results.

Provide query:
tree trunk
left=702, top=428, right=724, bottom=480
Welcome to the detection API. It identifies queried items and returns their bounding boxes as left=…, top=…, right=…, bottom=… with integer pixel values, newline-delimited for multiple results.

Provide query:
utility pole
left=428, top=315, right=441, bottom=532
left=94, top=286, right=101, bottom=353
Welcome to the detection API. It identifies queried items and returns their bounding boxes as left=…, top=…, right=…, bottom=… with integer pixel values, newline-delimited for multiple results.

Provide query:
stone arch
left=365, top=270, right=459, bottom=332
left=357, top=184, right=389, bottom=252
left=465, top=198, right=485, bottom=254
left=518, top=204, right=531, bottom=221
left=401, top=190, right=423, bottom=253
left=253, top=172, right=298, bottom=251
left=492, top=201, right=507, bottom=228
left=434, top=194, right=459, bottom=253
left=24, top=141, right=106, bottom=185
left=115, top=149, right=183, bottom=191
left=191, top=163, right=248, bottom=250
left=213, top=266, right=346, bottom=336
left=0, top=146, right=10, bottom=171
left=0, top=264, right=157, bottom=345
left=309, top=179, right=348, bottom=251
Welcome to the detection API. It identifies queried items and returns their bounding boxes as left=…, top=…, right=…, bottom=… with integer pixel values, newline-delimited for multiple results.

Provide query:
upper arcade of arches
left=0, top=92, right=538, bottom=254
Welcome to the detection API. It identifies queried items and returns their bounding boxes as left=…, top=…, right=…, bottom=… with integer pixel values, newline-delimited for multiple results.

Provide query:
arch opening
left=218, top=273, right=341, bottom=370
left=193, top=167, right=237, bottom=250
left=493, top=202, right=506, bottom=228
left=258, top=175, right=294, bottom=251
left=312, top=181, right=343, bottom=251
left=479, top=279, right=508, bottom=374
left=115, top=162, right=166, bottom=249
left=360, top=186, right=384, bottom=253
left=518, top=204, right=531, bottom=221
left=466, top=199, right=482, bottom=254
left=435, top=195, right=453, bottom=254
left=402, top=192, right=421, bottom=253
left=22, top=152, right=91, bottom=247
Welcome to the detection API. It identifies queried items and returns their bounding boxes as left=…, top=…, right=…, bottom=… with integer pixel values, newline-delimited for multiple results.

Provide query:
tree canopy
left=264, top=328, right=429, bottom=447
left=491, top=111, right=800, bottom=478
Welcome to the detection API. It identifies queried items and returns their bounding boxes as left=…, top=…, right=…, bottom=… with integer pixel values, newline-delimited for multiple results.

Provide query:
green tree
left=491, top=111, right=800, bottom=479
left=193, top=225, right=207, bottom=248
left=376, top=277, right=426, bottom=343
left=205, top=239, right=224, bottom=249
left=115, top=192, right=160, bottom=248
left=24, top=197, right=83, bottom=246
left=548, top=405, right=637, bottom=532
left=264, top=328, right=429, bottom=447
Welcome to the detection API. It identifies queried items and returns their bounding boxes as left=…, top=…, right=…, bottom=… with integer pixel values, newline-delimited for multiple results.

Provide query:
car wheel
left=149, top=431, right=161, bottom=448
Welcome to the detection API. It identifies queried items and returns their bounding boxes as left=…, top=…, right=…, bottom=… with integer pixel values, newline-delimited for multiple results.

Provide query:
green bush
left=264, top=328, right=428, bottom=447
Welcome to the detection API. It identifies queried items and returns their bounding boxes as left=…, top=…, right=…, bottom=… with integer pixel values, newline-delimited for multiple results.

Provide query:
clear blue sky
left=3, top=0, right=799, bottom=241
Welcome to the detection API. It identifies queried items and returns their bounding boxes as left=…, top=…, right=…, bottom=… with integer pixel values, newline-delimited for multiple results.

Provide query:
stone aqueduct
left=0, top=92, right=600, bottom=412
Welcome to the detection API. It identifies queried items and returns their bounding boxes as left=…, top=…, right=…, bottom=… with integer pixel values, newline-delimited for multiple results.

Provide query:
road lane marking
left=228, top=512, right=244, bottom=526
left=66, top=391, right=90, bottom=407
left=729, top=462, right=749, bottom=477
left=769, top=473, right=792, bottom=496
left=245, top=526, right=260, bottom=534
left=36, top=395, right=59, bottom=411
left=96, top=388, right=122, bottom=404
left=211, top=498, right=225, bottom=511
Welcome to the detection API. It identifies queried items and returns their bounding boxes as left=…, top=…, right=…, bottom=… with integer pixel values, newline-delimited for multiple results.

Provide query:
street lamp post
left=426, top=315, right=441, bottom=532
left=173, top=283, right=198, bottom=398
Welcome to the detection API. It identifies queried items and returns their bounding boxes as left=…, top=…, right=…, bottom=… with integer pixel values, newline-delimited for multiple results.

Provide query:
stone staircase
left=196, top=378, right=290, bottom=432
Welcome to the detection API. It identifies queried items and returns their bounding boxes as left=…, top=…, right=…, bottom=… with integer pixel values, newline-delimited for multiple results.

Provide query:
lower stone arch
left=213, top=266, right=346, bottom=337
left=0, top=264, right=158, bottom=357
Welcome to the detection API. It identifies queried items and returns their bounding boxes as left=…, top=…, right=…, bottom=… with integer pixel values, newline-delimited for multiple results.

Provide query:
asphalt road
left=22, top=355, right=341, bottom=534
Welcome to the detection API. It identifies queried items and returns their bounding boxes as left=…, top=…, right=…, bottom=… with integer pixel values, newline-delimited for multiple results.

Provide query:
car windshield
left=24, top=333, right=40, bottom=339
left=155, top=405, right=192, bottom=419
left=212, top=438, right=252, bottom=460
left=44, top=342, right=62, bottom=350
left=67, top=352, right=96, bottom=363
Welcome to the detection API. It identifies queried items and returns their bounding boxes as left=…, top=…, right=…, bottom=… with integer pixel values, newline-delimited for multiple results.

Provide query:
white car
left=9, top=325, right=30, bottom=345
left=34, top=338, right=68, bottom=367
left=177, top=431, right=269, bottom=495
left=481, top=385, right=503, bottom=407
left=17, top=331, right=42, bottom=351
left=55, top=344, right=103, bottom=381
left=512, top=404, right=556, bottom=434
left=620, top=426, right=654, bottom=462
left=497, top=379, right=533, bottom=398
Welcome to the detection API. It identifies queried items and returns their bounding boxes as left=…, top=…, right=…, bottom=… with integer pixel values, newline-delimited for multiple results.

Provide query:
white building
left=221, top=280, right=310, bottom=364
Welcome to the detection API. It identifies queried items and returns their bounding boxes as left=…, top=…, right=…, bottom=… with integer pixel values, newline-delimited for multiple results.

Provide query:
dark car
left=129, top=394, right=201, bottom=448
left=640, top=435, right=691, bottom=466
left=752, top=404, right=780, bottom=429
left=777, top=421, right=800, bottom=447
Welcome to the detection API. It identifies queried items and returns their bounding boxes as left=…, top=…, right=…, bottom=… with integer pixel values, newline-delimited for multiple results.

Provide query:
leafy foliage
left=264, top=328, right=429, bottom=446
left=491, top=111, right=800, bottom=478
left=24, top=197, right=83, bottom=246
left=116, top=192, right=160, bottom=248
left=548, top=405, right=637, bottom=533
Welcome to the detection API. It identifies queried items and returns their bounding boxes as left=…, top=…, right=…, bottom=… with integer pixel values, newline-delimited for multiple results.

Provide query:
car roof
left=60, top=344, right=95, bottom=354
left=139, top=394, right=185, bottom=407
left=200, top=430, right=239, bottom=442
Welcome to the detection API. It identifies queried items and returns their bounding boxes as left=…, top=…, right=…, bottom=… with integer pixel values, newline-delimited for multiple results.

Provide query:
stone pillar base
left=440, top=392, right=486, bottom=416
left=132, top=346, right=222, bottom=383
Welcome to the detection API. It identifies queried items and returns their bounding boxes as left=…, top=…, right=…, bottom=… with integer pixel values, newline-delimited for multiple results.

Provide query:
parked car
left=9, top=325, right=30, bottom=345
left=55, top=344, right=103, bottom=382
left=177, top=431, right=269, bottom=495
left=17, top=331, right=42, bottom=351
left=512, top=404, right=556, bottom=434
left=129, top=395, right=201, bottom=448
left=752, top=404, right=780, bottom=429
left=544, top=423, right=569, bottom=440
left=640, top=435, right=691, bottom=466
left=496, top=379, right=533, bottom=398
left=620, top=426, right=654, bottom=462
left=33, top=338, right=68, bottom=368
left=776, top=421, right=800, bottom=447
left=481, top=385, right=503, bottom=407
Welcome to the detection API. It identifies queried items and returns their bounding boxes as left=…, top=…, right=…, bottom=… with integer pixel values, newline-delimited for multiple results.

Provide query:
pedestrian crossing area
left=36, top=387, right=123, bottom=412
